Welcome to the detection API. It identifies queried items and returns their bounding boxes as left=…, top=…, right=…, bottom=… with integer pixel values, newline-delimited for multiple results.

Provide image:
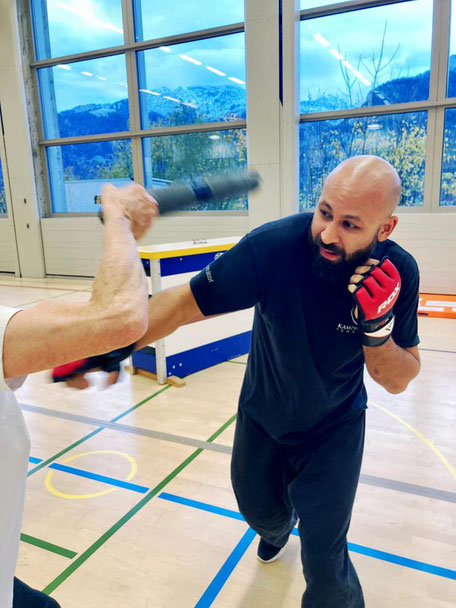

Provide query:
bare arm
left=364, top=342, right=420, bottom=394
left=3, top=184, right=155, bottom=378
left=135, top=283, right=203, bottom=349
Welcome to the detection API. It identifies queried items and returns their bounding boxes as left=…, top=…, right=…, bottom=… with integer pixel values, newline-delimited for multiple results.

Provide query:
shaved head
left=324, top=155, right=402, bottom=218
left=310, top=155, right=402, bottom=283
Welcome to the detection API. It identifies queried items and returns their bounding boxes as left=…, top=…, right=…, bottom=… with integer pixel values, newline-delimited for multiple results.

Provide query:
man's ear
left=377, top=215, right=398, bottom=242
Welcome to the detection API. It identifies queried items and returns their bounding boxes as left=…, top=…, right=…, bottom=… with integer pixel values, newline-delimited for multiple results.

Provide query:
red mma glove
left=51, top=343, right=136, bottom=389
left=349, top=257, right=401, bottom=347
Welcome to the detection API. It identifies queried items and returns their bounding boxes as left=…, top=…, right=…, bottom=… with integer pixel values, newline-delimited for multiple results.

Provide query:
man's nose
left=320, top=222, right=340, bottom=245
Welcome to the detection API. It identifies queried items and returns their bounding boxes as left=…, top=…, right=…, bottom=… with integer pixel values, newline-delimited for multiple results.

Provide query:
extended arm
left=3, top=184, right=154, bottom=378
left=135, top=283, right=203, bottom=349
left=363, top=342, right=420, bottom=393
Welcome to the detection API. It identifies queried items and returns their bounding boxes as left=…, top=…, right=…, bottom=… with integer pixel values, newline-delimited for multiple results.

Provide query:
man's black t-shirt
left=190, top=213, right=420, bottom=443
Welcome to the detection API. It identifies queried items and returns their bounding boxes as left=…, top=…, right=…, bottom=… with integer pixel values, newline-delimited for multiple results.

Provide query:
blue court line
left=27, top=459, right=456, bottom=583
left=159, top=492, right=245, bottom=521
left=194, top=527, right=257, bottom=608
left=159, top=492, right=456, bottom=582
left=347, top=542, right=456, bottom=580
left=28, top=456, right=149, bottom=494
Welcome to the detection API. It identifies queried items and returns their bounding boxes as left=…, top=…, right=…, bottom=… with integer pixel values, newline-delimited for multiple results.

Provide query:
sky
left=300, top=0, right=434, bottom=103
left=35, top=0, right=447, bottom=112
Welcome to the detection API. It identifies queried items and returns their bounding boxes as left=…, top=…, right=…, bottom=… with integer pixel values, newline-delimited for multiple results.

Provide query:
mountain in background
left=300, top=54, right=456, bottom=114
left=54, top=59, right=456, bottom=180
left=57, top=84, right=246, bottom=140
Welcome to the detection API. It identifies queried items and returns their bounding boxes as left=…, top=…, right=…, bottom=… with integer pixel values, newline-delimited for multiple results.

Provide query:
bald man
left=66, top=156, right=421, bottom=607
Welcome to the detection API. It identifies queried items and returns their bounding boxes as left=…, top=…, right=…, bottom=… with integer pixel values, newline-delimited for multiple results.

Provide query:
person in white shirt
left=0, top=183, right=156, bottom=607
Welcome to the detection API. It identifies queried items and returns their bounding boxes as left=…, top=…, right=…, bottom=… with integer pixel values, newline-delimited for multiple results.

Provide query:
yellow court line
left=368, top=401, right=456, bottom=481
left=45, top=450, right=137, bottom=500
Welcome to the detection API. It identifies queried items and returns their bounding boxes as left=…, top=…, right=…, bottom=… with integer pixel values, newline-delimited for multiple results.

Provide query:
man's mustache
left=313, top=235, right=345, bottom=257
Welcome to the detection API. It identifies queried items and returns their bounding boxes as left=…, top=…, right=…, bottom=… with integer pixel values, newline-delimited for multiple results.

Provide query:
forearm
left=363, top=339, right=420, bottom=394
left=90, top=214, right=148, bottom=338
left=135, top=284, right=201, bottom=349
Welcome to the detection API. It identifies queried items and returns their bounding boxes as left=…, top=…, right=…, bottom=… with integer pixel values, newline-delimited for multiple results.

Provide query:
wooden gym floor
left=0, top=275, right=455, bottom=608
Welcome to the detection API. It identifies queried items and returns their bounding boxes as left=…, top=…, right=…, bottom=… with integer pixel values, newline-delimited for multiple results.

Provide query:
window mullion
left=123, top=0, right=144, bottom=185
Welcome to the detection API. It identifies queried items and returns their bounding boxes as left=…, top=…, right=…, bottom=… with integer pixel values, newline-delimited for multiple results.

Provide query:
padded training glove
left=52, top=343, right=136, bottom=383
left=350, top=257, right=401, bottom=347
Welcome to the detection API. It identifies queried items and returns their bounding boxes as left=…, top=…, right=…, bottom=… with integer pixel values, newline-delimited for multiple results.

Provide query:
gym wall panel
left=391, top=213, right=456, bottom=295
left=41, top=216, right=249, bottom=276
left=40, top=214, right=455, bottom=294
left=0, top=220, right=16, bottom=273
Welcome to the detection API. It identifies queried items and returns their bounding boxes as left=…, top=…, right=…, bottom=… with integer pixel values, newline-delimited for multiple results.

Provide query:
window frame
left=28, top=0, right=247, bottom=217
left=26, top=0, right=456, bottom=216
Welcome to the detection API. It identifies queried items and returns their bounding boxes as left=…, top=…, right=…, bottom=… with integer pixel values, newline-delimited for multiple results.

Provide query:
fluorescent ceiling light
left=352, top=70, right=371, bottom=86
left=56, top=64, right=71, bottom=70
left=81, top=71, right=93, bottom=76
left=329, top=49, right=343, bottom=60
left=159, top=46, right=172, bottom=53
left=179, top=54, right=202, bottom=65
left=342, top=60, right=354, bottom=70
left=139, top=89, right=160, bottom=96
left=97, top=76, right=107, bottom=81
left=206, top=66, right=226, bottom=76
left=164, top=96, right=180, bottom=103
left=228, top=77, right=245, bottom=85
left=313, top=33, right=330, bottom=47
left=209, top=135, right=220, bottom=140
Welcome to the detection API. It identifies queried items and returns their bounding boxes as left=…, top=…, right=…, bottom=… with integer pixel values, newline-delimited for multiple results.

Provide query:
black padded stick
left=97, top=169, right=261, bottom=220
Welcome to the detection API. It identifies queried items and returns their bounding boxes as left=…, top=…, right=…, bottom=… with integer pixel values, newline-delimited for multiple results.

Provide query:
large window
left=28, top=1, right=456, bottom=216
left=30, top=0, right=246, bottom=214
left=299, top=0, right=455, bottom=212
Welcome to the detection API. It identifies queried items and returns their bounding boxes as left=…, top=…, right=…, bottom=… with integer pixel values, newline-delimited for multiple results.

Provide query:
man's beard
left=308, top=230, right=379, bottom=286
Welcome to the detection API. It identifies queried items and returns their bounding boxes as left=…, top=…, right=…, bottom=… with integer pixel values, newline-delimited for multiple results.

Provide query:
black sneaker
left=257, top=538, right=287, bottom=563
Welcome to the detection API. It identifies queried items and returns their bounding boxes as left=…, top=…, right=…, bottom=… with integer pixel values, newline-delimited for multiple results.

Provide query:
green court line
left=226, top=360, right=247, bottom=365
left=20, top=534, right=77, bottom=559
left=110, top=385, right=170, bottom=422
left=41, top=412, right=237, bottom=596
left=27, top=385, right=170, bottom=478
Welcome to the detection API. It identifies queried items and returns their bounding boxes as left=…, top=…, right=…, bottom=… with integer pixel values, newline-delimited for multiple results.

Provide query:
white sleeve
left=0, top=305, right=26, bottom=391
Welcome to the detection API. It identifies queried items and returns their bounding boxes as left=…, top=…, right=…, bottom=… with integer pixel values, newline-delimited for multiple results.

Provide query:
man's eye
left=320, top=209, right=331, bottom=219
left=343, top=221, right=359, bottom=230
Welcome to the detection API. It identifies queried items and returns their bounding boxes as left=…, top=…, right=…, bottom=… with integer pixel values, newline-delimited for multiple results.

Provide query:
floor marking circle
left=45, top=450, right=138, bottom=499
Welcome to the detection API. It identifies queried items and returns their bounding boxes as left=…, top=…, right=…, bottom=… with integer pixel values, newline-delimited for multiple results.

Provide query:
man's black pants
left=231, top=407, right=366, bottom=608
left=13, top=578, right=61, bottom=607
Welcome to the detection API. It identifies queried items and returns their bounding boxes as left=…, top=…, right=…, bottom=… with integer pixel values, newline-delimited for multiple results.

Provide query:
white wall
left=392, top=213, right=456, bottom=294
left=41, top=212, right=456, bottom=295
left=41, top=215, right=249, bottom=276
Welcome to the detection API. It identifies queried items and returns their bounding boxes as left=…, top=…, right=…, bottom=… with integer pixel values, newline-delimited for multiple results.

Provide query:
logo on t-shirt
left=336, top=322, right=358, bottom=335
left=206, top=267, right=214, bottom=283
